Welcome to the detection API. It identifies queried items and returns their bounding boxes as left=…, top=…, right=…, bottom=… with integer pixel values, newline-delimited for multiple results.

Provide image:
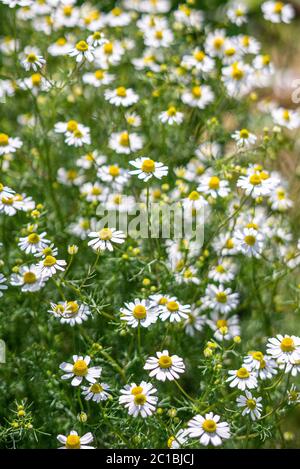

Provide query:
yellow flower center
left=113, top=195, right=122, bottom=205
left=43, top=255, right=56, bottom=267
left=244, top=235, right=256, bottom=246
left=90, top=383, right=103, bottom=393
left=225, top=47, right=236, bottom=57
left=262, top=54, right=270, bottom=65
left=280, top=337, right=295, bottom=352
left=27, top=53, right=37, bottom=63
left=249, top=174, right=261, bottom=186
left=74, top=130, right=83, bottom=139
left=277, top=189, right=286, bottom=200
left=242, top=36, right=250, bottom=47
left=192, top=86, right=202, bottom=98
left=216, top=319, right=228, bottom=329
left=63, top=6, right=73, bottom=16
left=158, top=355, right=172, bottom=368
left=225, top=238, right=234, bottom=249
left=236, top=367, right=250, bottom=379
left=167, top=301, right=179, bottom=312
left=133, top=304, right=147, bottom=320
left=112, top=7, right=122, bottom=16
left=66, top=435, right=81, bottom=449
left=283, top=110, right=290, bottom=121
left=76, top=41, right=88, bottom=52
left=56, top=37, right=66, bottom=46
left=240, top=129, right=249, bottom=139
left=134, top=393, right=147, bottom=405
left=2, top=197, right=13, bottom=205
left=202, top=419, right=217, bottom=433
left=116, top=86, right=127, bottom=97
left=131, top=385, right=143, bottom=395
left=273, top=2, right=283, bottom=13
left=73, top=359, right=88, bottom=376
left=0, top=133, right=9, bottom=146
left=91, top=187, right=102, bottom=196
left=104, top=42, right=113, bottom=54
left=194, top=50, right=205, bottom=62
left=213, top=37, right=224, bottom=49
left=66, top=301, right=79, bottom=315
left=67, top=120, right=78, bottom=132
left=99, top=228, right=113, bottom=241
left=141, top=159, right=155, bottom=173
left=251, top=351, right=264, bottom=361
left=246, top=399, right=256, bottom=410
left=23, top=272, right=37, bottom=284
left=27, top=233, right=40, bottom=244
left=208, top=176, right=220, bottom=190
left=188, top=191, right=200, bottom=201
left=231, top=63, right=244, bottom=80
left=119, top=132, right=129, bottom=146
left=216, top=265, right=225, bottom=273
left=216, top=292, right=227, bottom=303
left=155, top=31, right=163, bottom=40
left=167, top=106, right=177, bottom=116
left=31, top=73, right=42, bottom=86
left=94, top=70, right=104, bottom=80
left=159, top=297, right=168, bottom=305
left=92, top=31, right=102, bottom=40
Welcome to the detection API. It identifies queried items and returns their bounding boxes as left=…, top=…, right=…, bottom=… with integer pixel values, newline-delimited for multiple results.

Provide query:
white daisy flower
left=57, top=431, right=94, bottom=449
left=205, top=29, right=226, bottom=57
left=232, top=129, right=257, bottom=148
left=197, top=174, right=230, bottom=199
left=105, top=193, right=136, bottom=213
left=267, top=334, right=300, bottom=367
left=97, top=164, right=129, bottom=188
left=270, top=186, right=293, bottom=211
left=202, top=284, right=239, bottom=314
left=125, top=112, right=142, bottom=127
left=48, top=37, right=73, bottom=57
left=234, top=227, right=264, bottom=258
left=104, top=87, right=139, bottom=107
left=144, top=350, right=185, bottom=381
left=81, top=382, right=111, bottom=402
left=227, top=2, right=248, bottom=26
left=49, top=300, right=91, bottom=326
left=144, top=28, right=174, bottom=48
left=243, top=351, right=278, bottom=380
left=120, top=299, right=159, bottom=328
left=237, top=169, right=273, bottom=198
left=287, top=384, right=300, bottom=404
left=0, top=273, right=8, bottom=297
left=54, top=120, right=81, bottom=135
left=109, top=131, right=143, bottom=155
left=82, top=69, right=115, bottom=88
left=129, top=157, right=168, bottom=182
left=181, top=49, right=214, bottom=74
left=0, top=183, right=15, bottom=199
left=86, top=31, right=107, bottom=47
left=222, top=61, right=252, bottom=98
left=20, top=46, right=45, bottom=71
left=0, top=132, right=23, bottom=155
left=158, top=297, right=191, bottom=323
left=106, top=7, right=131, bottom=27
left=19, top=73, right=51, bottom=95
left=208, top=259, right=237, bottom=283
left=88, top=228, right=126, bottom=252
left=159, top=106, right=184, bottom=125
left=272, top=107, right=300, bottom=130
left=236, top=391, right=262, bottom=420
left=0, top=194, right=23, bottom=216
left=186, top=413, right=230, bottom=447
left=18, top=231, right=50, bottom=254
left=60, top=355, right=101, bottom=386
left=168, top=429, right=188, bottom=449
left=174, top=5, right=203, bottom=29
left=207, top=313, right=240, bottom=342
left=262, top=1, right=294, bottom=24
left=37, top=255, right=67, bottom=279
left=183, top=309, right=206, bottom=337
left=68, top=40, right=95, bottom=63
left=237, top=34, right=261, bottom=55
left=119, top=381, right=158, bottom=418
left=80, top=182, right=107, bottom=203
left=1, top=0, right=33, bottom=7
left=94, top=40, right=124, bottom=69
left=175, top=266, right=200, bottom=286
left=10, top=265, right=45, bottom=292
left=65, top=125, right=91, bottom=147
left=181, top=85, right=214, bottom=109
left=227, top=366, right=258, bottom=390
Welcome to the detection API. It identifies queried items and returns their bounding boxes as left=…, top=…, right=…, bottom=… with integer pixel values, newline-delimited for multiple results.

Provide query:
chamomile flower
left=104, top=87, right=139, bottom=107
left=94, top=40, right=124, bottom=69
left=60, top=355, right=101, bottom=386
left=207, top=313, right=240, bottom=342
left=0, top=132, right=23, bottom=155
left=10, top=265, right=45, bottom=292
left=144, top=28, right=174, bottom=48
left=186, top=413, right=230, bottom=447
left=109, top=131, right=143, bottom=154
left=0, top=194, right=23, bottom=216
left=227, top=2, right=248, bottom=26
left=65, top=125, right=91, bottom=147
left=49, top=301, right=91, bottom=326
left=86, top=31, right=107, bottom=47
left=20, top=46, right=45, bottom=71
left=181, top=85, right=214, bottom=109
left=181, top=49, right=214, bottom=74
left=1, top=0, right=33, bottom=7
left=80, top=182, right=107, bottom=203
left=232, top=129, right=257, bottom=148
left=68, top=40, right=95, bottom=63
left=167, top=429, right=187, bottom=449
left=18, top=231, right=50, bottom=254
left=262, top=1, right=294, bottom=24
left=37, top=255, right=67, bottom=279
left=0, top=183, right=16, bottom=200
left=81, top=382, right=111, bottom=402
left=129, top=157, right=168, bottom=182
left=287, top=384, right=300, bottom=404
left=120, top=299, right=159, bottom=328
left=227, top=366, right=258, bottom=390
left=125, top=112, right=141, bottom=127
left=267, top=334, right=300, bottom=367
left=208, top=259, right=237, bottom=283
left=57, top=431, right=94, bottom=450
left=82, top=69, right=115, bottom=87
left=48, top=37, right=73, bottom=57
left=236, top=391, right=263, bottom=420
left=97, top=164, right=129, bottom=188
left=197, top=174, right=230, bottom=199
left=202, top=284, right=239, bottom=314
left=243, top=352, right=278, bottom=380
left=119, top=382, right=158, bottom=418
left=234, top=227, right=264, bottom=258
left=237, top=169, right=273, bottom=198
left=159, top=106, right=184, bottom=125
left=144, top=350, right=185, bottom=381
left=270, top=186, right=293, bottom=211
left=222, top=61, right=252, bottom=97
left=0, top=274, right=8, bottom=297
left=183, top=309, right=206, bottom=337
left=272, top=107, right=300, bottom=130
left=88, top=228, right=126, bottom=252
left=205, top=29, right=226, bottom=58
left=158, top=297, right=191, bottom=323
left=106, top=7, right=131, bottom=27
